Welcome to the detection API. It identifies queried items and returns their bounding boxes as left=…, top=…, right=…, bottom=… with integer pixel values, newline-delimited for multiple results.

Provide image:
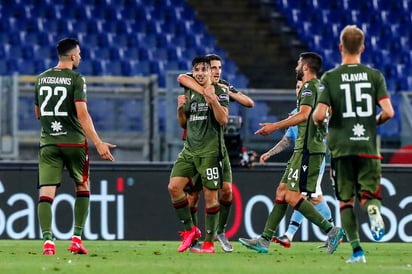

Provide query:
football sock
left=262, top=200, right=288, bottom=239
left=190, top=207, right=198, bottom=227
left=172, top=195, right=193, bottom=231
left=38, top=196, right=53, bottom=241
left=217, top=199, right=232, bottom=234
left=315, top=199, right=332, bottom=221
left=340, top=204, right=361, bottom=249
left=287, top=213, right=303, bottom=239
left=294, top=198, right=332, bottom=233
left=205, top=205, right=220, bottom=242
left=74, top=191, right=90, bottom=236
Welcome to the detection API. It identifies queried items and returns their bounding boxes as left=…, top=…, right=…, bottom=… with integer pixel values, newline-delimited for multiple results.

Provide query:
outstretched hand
left=96, top=142, right=116, bottom=161
left=259, top=152, right=270, bottom=164
left=254, top=123, right=277, bottom=136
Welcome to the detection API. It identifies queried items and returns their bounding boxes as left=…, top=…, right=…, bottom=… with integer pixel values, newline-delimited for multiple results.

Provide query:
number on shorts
left=287, top=168, right=299, bottom=181
left=206, top=167, right=219, bottom=180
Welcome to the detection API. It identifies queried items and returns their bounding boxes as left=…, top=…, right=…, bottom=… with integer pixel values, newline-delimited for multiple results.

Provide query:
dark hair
left=56, top=38, right=80, bottom=56
left=191, top=55, right=210, bottom=68
left=299, top=52, right=322, bottom=74
left=205, top=53, right=222, bottom=62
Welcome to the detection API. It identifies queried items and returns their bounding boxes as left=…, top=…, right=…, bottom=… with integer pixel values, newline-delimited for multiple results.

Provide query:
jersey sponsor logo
left=301, top=89, right=312, bottom=97
left=219, top=93, right=229, bottom=101
left=190, top=102, right=197, bottom=113
left=350, top=123, right=370, bottom=141
left=189, top=115, right=207, bottom=122
left=49, top=121, right=68, bottom=136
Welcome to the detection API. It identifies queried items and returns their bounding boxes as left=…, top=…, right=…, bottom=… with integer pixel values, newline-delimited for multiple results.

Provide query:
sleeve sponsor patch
left=319, top=84, right=325, bottom=92
left=301, top=89, right=312, bottom=97
left=219, top=93, right=229, bottom=101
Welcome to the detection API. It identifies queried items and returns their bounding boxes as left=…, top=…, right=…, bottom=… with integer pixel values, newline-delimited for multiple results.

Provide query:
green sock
left=74, top=191, right=90, bottom=237
left=173, top=195, right=193, bottom=231
left=190, top=207, right=198, bottom=227
left=217, top=199, right=232, bottom=234
left=295, top=198, right=332, bottom=233
left=340, top=205, right=361, bottom=249
left=205, top=205, right=220, bottom=242
left=262, top=201, right=288, bottom=239
left=38, top=197, right=53, bottom=241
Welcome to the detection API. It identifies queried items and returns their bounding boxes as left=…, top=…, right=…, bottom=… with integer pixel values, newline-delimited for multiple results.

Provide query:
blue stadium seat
left=117, top=98, right=143, bottom=131
left=88, top=98, right=115, bottom=131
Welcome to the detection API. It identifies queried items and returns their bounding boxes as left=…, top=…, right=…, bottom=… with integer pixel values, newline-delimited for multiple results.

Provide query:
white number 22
left=39, top=86, right=68, bottom=116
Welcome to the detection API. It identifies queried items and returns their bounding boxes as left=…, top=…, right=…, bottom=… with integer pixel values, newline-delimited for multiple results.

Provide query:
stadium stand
left=1, top=0, right=409, bottom=144
left=0, top=0, right=247, bottom=89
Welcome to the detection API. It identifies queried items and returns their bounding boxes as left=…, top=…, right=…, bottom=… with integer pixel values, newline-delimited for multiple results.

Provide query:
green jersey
left=294, top=78, right=326, bottom=154
left=318, top=64, right=389, bottom=158
left=34, top=68, right=87, bottom=146
left=183, top=84, right=229, bottom=157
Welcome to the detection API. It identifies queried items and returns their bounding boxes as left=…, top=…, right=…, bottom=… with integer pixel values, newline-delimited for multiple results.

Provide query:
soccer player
left=238, top=52, right=344, bottom=255
left=260, top=81, right=333, bottom=249
left=177, top=54, right=254, bottom=252
left=168, top=56, right=230, bottom=253
left=35, top=38, right=116, bottom=255
left=313, top=25, right=395, bottom=263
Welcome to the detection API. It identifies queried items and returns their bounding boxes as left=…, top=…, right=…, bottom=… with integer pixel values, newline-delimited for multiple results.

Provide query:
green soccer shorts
left=282, top=150, right=324, bottom=195
left=171, top=149, right=231, bottom=190
left=331, top=156, right=382, bottom=202
left=38, top=145, right=89, bottom=188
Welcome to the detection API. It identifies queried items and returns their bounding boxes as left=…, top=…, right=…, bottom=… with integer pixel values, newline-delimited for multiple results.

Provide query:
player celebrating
left=177, top=54, right=254, bottom=252
left=168, top=56, right=230, bottom=253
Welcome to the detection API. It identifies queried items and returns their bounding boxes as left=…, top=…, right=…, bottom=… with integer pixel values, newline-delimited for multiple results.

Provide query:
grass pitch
left=0, top=240, right=410, bottom=274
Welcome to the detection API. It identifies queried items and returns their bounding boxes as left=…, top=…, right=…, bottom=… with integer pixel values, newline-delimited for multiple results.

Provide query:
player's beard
left=296, top=69, right=303, bottom=81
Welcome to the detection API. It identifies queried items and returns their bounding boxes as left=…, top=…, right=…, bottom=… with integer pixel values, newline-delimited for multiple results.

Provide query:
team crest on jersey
left=301, top=89, right=312, bottom=97
left=219, top=93, right=229, bottom=101
left=190, top=102, right=197, bottom=113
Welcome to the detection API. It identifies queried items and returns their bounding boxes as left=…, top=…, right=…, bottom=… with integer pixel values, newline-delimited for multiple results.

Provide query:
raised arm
left=177, top=74, right=204, bottom=95
left=228, top=90, right=254, bottom=108
left=255, top=105, right=311, bottom=136
left=203, top=85, right=228, bottom=125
